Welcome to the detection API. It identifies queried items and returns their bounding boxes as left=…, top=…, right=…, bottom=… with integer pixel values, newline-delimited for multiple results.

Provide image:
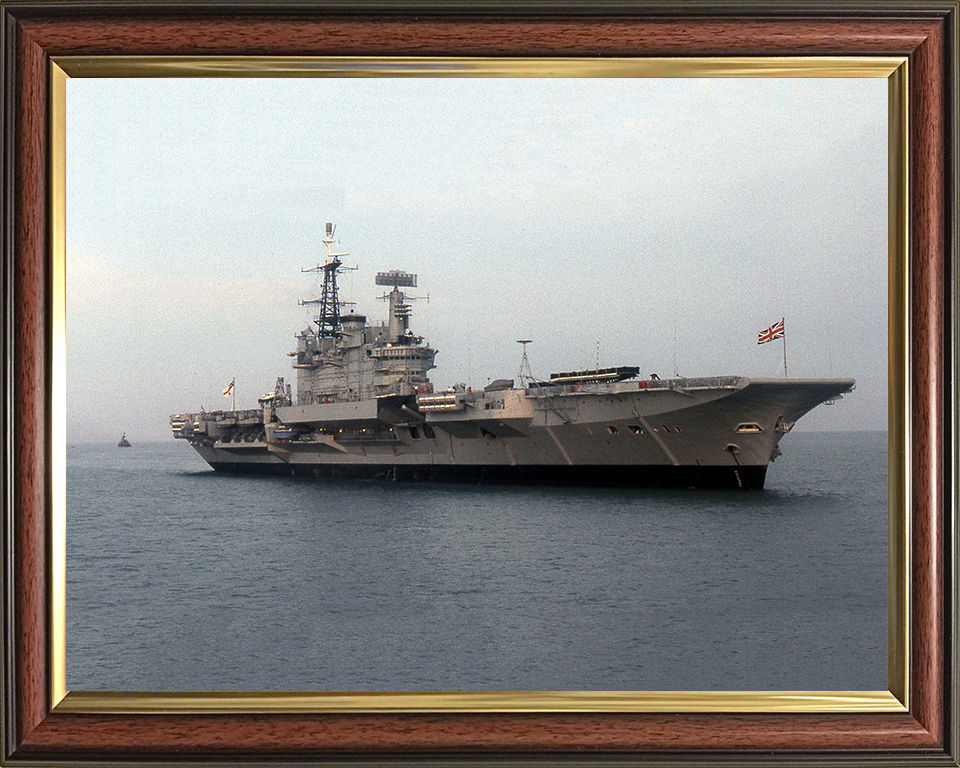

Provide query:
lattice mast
left=302, top=223, right=352, bottom=338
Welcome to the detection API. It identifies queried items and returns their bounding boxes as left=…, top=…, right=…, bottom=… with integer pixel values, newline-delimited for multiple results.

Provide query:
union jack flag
left=757, top=319, right=785, bottom=345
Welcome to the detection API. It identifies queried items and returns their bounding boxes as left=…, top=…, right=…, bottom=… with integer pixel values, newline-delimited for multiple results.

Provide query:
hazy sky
left=66, top=76, right=887, bottom=443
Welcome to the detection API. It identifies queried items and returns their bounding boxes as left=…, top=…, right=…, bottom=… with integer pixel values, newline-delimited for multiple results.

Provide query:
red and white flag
left=757, top=319, right=785, bottom=345
left=222, top=378, right=235, bottom=397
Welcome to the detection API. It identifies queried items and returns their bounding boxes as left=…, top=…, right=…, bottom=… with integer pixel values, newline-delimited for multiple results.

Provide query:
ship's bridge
left=292, top=243, right=436, bottom=404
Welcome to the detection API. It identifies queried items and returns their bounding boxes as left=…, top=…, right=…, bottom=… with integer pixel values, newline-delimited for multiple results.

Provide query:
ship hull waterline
left=176, top=378, right=854, bottom=491
left=200, top=456, right=767, bottom=490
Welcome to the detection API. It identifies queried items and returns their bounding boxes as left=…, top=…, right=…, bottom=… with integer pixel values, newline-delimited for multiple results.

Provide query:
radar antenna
left=301, top=222, right=356, bottom=338
left=375, top=270, right=428, bottom=341
left=375, top=270, right=417, bottom=289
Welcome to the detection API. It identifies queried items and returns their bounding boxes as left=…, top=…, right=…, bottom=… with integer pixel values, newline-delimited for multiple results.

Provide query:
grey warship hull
left=172, top=375, right=854, bottom=490
left=171, top=223, right=854, bottom=490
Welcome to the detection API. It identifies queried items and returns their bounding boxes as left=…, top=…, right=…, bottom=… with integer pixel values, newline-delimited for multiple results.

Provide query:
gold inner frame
left=49, top=56, right=910, bottom=714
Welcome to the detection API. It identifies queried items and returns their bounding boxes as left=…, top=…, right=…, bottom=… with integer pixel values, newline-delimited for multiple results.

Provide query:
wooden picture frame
left=2, top=2, right=957, bottom=765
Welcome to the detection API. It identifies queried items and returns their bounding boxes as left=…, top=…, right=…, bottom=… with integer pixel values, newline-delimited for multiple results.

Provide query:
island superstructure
left=170, top=224, right=854, bottom=489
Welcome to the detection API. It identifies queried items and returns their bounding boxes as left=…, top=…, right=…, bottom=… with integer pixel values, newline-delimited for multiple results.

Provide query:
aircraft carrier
left=170, top=224, right=854, bottom=489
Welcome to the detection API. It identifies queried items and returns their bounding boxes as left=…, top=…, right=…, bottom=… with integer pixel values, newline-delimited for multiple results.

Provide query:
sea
left=66, top=431, right=888, bottom=692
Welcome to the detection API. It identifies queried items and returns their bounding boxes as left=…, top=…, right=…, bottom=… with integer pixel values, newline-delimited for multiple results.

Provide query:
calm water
left=66, top=431, right=887, bottom=691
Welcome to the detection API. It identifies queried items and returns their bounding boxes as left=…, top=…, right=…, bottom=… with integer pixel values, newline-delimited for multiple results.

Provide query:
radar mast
left=375, top=269, right=425, bottom=342
left=301, top=222, right=353, bottom=338
left=517, top=339, right=536, bottom=387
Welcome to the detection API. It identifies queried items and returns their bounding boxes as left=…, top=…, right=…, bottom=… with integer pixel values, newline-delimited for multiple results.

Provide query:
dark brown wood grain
left=3, top=3, right=955, bottom=765
left=14, top=15, right=944, bottom=57
left=907, top=14, right=946, bottom=748
left=12, top=17, right=50, bottom=749
left=15, top=712, right=944, bottom=755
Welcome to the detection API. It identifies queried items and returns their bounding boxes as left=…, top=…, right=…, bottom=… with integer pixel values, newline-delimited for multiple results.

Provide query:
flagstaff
left=781, top=317, right=788, bottom=377
left=223, top=378, right=236, bottom=410
left=757, top=318, right=786, bottom=376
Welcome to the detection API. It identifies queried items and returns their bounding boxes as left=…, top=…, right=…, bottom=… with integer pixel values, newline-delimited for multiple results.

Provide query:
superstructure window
left=606, top=426, right=619, bottom=435
left=628, top=425, right=643, bottom=434
left=410, top=426, right=421, bottom=439
left=735, top=423, right=764, bottom=434
left=422, top=425, right=436, bottom=439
